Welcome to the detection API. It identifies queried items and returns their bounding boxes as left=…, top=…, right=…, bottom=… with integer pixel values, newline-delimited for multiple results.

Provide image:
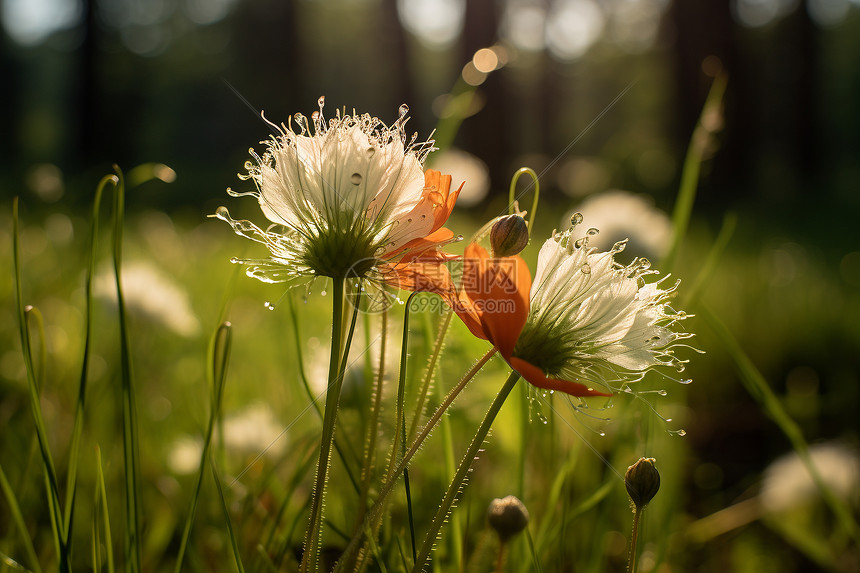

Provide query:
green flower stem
left=335, top=348, right=497, bottom=572
left=300, top=278, right=350, bottom=573
left=412, top=370, right=521, bottom=573
left=627, top=508, right=642, bottom=573
left=407, top=309, right=453, bottom=446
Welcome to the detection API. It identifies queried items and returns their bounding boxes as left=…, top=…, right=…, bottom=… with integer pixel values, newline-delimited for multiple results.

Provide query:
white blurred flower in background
left=95, top=261, right=200, bottom=338
left=563, top=190, right=672, bottom=261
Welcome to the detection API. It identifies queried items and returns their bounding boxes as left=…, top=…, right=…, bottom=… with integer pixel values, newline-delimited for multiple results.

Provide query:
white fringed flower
left=214, top=98, right=460, bottom=288
left=451, top=213, right=692, bottom=397
left=513, top=213, right=691, bottom=391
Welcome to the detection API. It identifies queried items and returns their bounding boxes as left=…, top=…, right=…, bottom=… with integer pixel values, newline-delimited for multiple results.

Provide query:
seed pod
left=490, top=215, right=529, bottom=258
left=487, top=495, right=530, bottom=542
left=625, top=457, right=661, bottom=511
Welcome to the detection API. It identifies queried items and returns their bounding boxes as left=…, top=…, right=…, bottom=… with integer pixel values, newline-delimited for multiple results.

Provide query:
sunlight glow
left=2, top=0, right=82, bottom=46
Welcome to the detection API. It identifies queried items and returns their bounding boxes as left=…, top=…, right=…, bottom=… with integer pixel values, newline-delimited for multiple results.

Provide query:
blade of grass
left=0, top=463, right=42, bottom=573
left=64, top=173, right=120, bottom=563
left=94, top=446, right=115, bottom=573
left=174, top=322, right=233, bottom=573
left=354, top=309, right=389, bottom=537
left=12, top=198, right=67, bottom=571
left=662, top=73, right=728, bottom=274
left=682, top=212, right=737, bottom=308
left=209, top=458, right=246, bottom=573
left=109, top=167, right=142, bottom=573
left=701, top=305, right=860, bottom=544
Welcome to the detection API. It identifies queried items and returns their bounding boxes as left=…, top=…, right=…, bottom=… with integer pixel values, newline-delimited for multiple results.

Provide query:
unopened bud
left=490, top=215, right=529, bottom=258
left=625, top=457, right=660, bottom=511
left=487, top=495, right=530, bottom=542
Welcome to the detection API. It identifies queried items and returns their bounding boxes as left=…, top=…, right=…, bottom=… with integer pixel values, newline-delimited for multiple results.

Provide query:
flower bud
left=625, top=457, right=661, bottom=511
left=487, top=495, right=530, bottom=542
left=490, top=215, right=529, bottom=258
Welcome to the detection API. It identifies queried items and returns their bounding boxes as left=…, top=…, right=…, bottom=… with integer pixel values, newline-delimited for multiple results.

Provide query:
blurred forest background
left=2, top=0, right=860, bottom=571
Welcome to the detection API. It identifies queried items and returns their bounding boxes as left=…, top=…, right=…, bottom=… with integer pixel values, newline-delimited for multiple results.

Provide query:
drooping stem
left=300, top=278, right=347, bottom=573
left=412, top=370, right=521, bottom=573
left=335, top=348, right=497, bottom=572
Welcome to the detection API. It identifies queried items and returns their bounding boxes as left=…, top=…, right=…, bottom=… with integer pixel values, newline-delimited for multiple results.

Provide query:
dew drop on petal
left=229, top=257, right=239, bottom=264
left=215, top=206, right=230, bottom=220
left=570, top=212, right=583, bottom=227
left=367, top=146, right=376, bottom=156
left=399, top=104, right=409, bottom=117
left=587, top=227, right=599, bottom=236
left=580, top=263, right=591, bottom=275
left=612, top=239, right=628, bottom=253
left=318, top=95, right=325, bottom=108
left=350, top=173, right=363, bottom=185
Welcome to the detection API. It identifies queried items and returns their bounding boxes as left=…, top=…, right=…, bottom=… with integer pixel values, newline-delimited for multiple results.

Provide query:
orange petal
left=455, top=244, right=530, bottom=356
left=473, top=254, right=531, bottom=357
left=390, top=227, right=455, bottom=261
left=508, top=357, right=612, bottom=397
left=423, top=169, right=460, bottom=233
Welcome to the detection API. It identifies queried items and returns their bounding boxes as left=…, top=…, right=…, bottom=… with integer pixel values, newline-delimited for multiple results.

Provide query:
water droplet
left=456, top=234, right=464, bottom=241
left=350, top=173, right=363, bottom=185
left=574, top=238, right=586, bottom=249
left=399, top=104, right=409, bottom=116
left=264, top=301, right=276, bottom=311
left=676, top=429, right=687, bottom=437
left=367, top=146, right=375, bottom=156
left=580, top=263, right=591, bottom=275
left=406, top=218, right=412, bottom=223
left=612, top=239, right=628, bottom=253
left=215, top=206, right=229, bottom=219
left=598, top=432, right=606, bottom=437
left=680, top=379, right=692, bottom=385
left=311, top=111, right=320, bottom=121
left=587, top=227, right=599, bottom=236
left=570, top=212, right=583, bottom=227
left=320, top=290, right=327, bottom=296
left=318, top=95, right=326, bottom=108
left=229, top=257, right=239, bottom=264
left=657, top=389, right=668, bottom=396
left=638, top=258, right=651, bottom=271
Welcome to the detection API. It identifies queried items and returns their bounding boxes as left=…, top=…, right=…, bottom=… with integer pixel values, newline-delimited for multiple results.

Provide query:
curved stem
left=507, top=167, right=540, bottom=228
left=412, top=370, right=521, bottom=573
